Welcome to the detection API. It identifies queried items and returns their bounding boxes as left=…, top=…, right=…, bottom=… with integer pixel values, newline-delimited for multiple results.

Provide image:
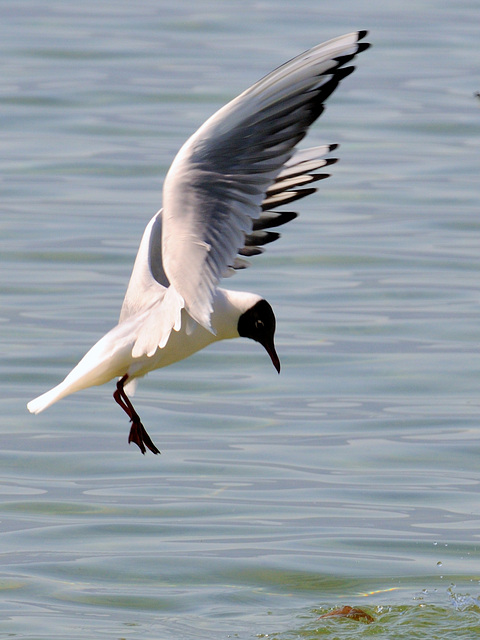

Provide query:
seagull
left=27, top=31, right=370, bottom=454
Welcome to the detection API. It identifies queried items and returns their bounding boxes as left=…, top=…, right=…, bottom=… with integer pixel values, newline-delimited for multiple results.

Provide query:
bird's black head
left=237, top=299, right=280, bottom=373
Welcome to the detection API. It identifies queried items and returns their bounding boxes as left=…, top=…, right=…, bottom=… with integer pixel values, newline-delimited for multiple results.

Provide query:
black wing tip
left=310, top=173, right=331, bottom=183
left=357, top=41, right=371, bottom=54
left=338, top=66, right=355, bottom=80
left=356, top=30, right=371, bottom=52
left=244, top=230, right=281, bottom=247
left=324, top=157, right=339, bottom=166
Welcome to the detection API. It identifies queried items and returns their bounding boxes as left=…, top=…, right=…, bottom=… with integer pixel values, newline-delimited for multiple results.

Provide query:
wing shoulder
left=119, top=209, right=169, bottom=323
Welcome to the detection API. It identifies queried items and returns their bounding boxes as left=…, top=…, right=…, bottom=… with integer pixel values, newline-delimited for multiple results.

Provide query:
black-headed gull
left=28, top=31, right=370, bottom=454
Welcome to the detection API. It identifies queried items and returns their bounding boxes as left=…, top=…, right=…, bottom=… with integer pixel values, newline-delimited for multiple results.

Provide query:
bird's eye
left=255, top=319, right=264, bottom=329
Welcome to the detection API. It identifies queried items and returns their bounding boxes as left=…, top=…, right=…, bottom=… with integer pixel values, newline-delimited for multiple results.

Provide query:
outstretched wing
left=228, top=143, right=339, bottom=273
left=161, top=31, right=369, bottom=330
left=120, top=143, right=338, bottom=322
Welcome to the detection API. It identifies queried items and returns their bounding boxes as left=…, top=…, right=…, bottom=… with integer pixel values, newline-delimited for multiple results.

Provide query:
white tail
left=27, top=381, right=73, bottom=414
left=27, top=315, right=140, bottom=415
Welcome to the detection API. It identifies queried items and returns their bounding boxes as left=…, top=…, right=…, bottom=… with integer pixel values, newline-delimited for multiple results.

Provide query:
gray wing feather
left=161, top=31, right=369, bottom=330
left=119, top=210, right=169, bottom=323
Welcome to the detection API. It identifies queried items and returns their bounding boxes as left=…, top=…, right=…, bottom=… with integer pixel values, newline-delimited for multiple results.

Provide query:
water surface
left=1, top=0, right=480, bottom=638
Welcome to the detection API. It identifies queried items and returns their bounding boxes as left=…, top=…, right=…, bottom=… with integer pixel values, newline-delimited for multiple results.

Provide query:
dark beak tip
left=260, top=338, right=280, bottom=375
left=269, top=350, right=281, bottom=374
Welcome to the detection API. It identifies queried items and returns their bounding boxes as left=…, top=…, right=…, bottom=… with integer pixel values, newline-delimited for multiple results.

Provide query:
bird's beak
left=261, top=338, right=281, bottom=374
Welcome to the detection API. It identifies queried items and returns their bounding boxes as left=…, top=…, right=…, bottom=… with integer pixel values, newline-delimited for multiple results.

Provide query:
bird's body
left=27, top=281, right=259, bottom=412
left=27, top=31, right=369, bottom=453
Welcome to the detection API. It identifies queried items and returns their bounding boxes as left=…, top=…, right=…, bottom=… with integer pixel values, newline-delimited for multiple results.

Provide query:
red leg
left=113, top=375, right=160, bottom=455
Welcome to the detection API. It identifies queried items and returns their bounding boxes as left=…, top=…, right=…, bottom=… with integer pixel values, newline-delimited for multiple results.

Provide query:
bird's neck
left=211, top=288, right=263, bottom=340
